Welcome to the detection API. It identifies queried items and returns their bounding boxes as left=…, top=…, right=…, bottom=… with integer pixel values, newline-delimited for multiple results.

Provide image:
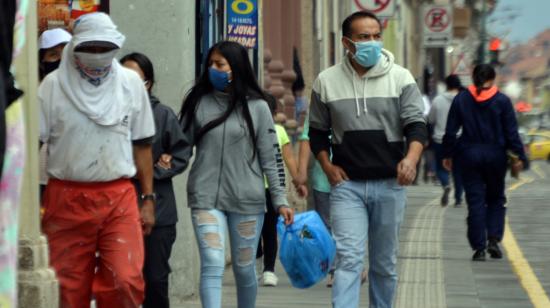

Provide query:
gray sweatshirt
left=428, top=91, right=459, bottom=144
left=180, top=91, right=288, bottom=214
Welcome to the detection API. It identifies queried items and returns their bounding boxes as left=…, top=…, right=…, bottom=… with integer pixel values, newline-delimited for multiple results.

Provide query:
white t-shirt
left=39, top=68, right=155, bottom=182
left=422, top=94, right=431, bottom=117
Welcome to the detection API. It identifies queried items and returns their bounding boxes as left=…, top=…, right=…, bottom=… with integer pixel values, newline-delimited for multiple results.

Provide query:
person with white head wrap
left=38, top=28, right=72, bottom=195
left=38, top=12, right=155, bottom=308
left=57, top=12, right=128, bottom=126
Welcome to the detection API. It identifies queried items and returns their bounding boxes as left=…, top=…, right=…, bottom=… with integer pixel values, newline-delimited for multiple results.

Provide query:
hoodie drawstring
left=351, top=71, right=369, bottom=117
left=352, top=72, right=361, bottom=117
left=351, top=72, right=369, bottom=117
left=363, top=78, right=368, bottom=114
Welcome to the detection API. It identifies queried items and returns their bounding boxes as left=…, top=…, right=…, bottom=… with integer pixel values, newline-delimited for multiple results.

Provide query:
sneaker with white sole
left=262, top=271, right=278, bottom=286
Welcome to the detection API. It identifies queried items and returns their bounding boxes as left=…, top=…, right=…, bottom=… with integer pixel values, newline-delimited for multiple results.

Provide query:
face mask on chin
left=74, top=49, right=118, bottom=86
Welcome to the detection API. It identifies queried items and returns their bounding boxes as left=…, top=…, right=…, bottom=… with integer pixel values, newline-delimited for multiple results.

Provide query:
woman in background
left=442, top=64, right=528, bottom=261
left=121, top=52, right=188, bottom=308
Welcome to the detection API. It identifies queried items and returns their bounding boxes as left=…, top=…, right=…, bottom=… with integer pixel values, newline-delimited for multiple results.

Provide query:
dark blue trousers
left=143, top=225, right=176, bottom=308
left=458, top=147, right=508, bottom=250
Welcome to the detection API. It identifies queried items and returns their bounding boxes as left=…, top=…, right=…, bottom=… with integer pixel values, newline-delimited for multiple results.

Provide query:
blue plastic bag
left=277, top=211, right=336, bottom=289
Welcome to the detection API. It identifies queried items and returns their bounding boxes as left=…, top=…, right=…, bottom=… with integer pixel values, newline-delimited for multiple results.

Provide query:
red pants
left=42, top=179, right=145, bottom=308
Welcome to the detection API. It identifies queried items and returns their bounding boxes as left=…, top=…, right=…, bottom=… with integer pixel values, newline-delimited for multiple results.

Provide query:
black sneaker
left=326, top=272, right=334, bottom=288
left=441, top=186, right=451, bottom=206
left=454, top=201, right=462, bottom=208
left=487, top=240, right=503, bottom=259
left=472, top=249, right=486, bottom=261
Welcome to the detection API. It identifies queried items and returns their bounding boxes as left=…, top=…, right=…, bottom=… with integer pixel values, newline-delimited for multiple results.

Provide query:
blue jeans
left=191, top=209, right=264, bottom=308
left=330, top=179, right=406, bottom=308
left=433, top=142, right=464, bottom=203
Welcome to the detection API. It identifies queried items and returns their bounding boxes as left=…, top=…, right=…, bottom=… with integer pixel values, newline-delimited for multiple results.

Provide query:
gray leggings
left=313, top=190, right=331, bottom=231
left=313, top=189, right=334, bottom=272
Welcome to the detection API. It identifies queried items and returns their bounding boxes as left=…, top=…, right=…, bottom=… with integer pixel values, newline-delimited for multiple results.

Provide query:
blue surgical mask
left=349, top=39, right=383, bottom=68
left=208, top=67, right=231, bottom=91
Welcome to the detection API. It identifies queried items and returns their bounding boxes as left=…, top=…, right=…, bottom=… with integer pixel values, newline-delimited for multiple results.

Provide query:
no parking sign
left=351, top=0, right=396, bottom=18
left=422, top=5, right=453, bottom=47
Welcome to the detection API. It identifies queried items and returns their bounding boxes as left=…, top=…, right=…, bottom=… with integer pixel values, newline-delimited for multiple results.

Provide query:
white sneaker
left=262, top=271, right=278, bottom=286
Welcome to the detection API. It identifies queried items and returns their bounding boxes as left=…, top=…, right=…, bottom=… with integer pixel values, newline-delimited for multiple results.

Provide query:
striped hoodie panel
left=309, top=49, right=426, bottom=180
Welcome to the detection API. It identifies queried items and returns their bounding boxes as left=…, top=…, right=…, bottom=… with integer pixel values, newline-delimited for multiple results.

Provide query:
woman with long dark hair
left=121, top=52, right=188, bottom=308
left=442, top=64, right=528, bottom=261
left=178, top=41, right=294, bottom=308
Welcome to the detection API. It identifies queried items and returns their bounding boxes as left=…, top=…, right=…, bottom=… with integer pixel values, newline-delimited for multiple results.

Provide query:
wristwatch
left=140, top=193, right=157, bottom=203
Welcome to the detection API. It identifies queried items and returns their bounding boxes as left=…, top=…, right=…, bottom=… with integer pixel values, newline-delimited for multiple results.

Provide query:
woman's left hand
left=511, top=160, right=523, bottom=178
left=443, top=158, right=453, bottom=172
left=278, top=206, right=294, bottom=225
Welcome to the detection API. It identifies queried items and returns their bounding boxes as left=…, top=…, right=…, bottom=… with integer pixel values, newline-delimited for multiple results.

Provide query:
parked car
left=524, top=130, right=550, bottom=161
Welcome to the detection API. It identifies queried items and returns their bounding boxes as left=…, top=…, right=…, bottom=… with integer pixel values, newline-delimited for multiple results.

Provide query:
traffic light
left=489, top=38, right=501, bottom=65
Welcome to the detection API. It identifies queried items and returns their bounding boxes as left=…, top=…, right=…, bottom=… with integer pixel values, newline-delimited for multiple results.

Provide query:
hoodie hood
left=149, top=95, right=160, bottom=107
left=344, top=48, right=395, bottom=117
left=468, top=85, right=498, bottom=103
left=56, top=12, right=130, bottom=126
left=344, top=48, right=394, bottom=79
left=442, top=91, right=456, bottom=101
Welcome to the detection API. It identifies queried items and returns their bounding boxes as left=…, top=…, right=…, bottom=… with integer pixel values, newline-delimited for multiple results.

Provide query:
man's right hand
left=322, top=162, right=350, bottom=186
left=140, top=201, right=155, bottom=236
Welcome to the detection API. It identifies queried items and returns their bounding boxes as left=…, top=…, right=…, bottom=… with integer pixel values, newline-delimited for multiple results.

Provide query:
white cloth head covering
left=57, top=12, right=129, bottom=126
left=39, top=28, right=72, bottom=50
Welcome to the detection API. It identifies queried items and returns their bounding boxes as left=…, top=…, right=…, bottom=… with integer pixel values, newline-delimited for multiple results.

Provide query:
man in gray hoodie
left=309, top=11, right=427, bottom=308
left=428, top=74, right=464, bottom=207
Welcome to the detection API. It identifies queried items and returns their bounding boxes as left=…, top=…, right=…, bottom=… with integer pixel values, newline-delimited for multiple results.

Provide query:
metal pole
left=478, top=0, right=487, bottom=64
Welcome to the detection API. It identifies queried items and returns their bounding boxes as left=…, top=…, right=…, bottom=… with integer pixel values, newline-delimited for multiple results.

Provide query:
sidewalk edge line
left=503, top=172, right=550, bottom=308
left=503, top=221, right=550, bottom=308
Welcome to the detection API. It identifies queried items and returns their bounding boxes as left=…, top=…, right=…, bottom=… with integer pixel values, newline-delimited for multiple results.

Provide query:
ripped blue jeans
left=191, top=209, right=264, bottom=308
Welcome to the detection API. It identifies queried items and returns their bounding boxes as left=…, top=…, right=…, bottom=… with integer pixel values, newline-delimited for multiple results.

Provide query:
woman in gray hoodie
left=178, top=41, right=294, bottom=308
